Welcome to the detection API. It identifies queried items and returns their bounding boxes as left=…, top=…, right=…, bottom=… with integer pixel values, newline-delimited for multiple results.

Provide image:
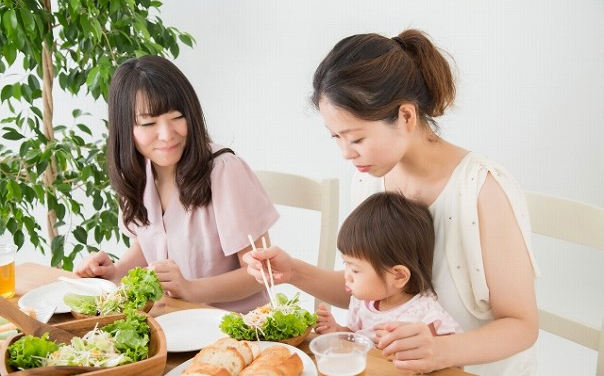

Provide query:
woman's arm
left=449, top=174, right=538, bottom=362
left=151, top=233, right=274, bottom=303
left=75, top=239, right=147, bottom=283
left=378, top=174, right=538, bottom=371
left=291, top=259, right=349, bottom=308
left=113, top=239, right=148, bottom=282
left=243, top=246, right=349, bottom=308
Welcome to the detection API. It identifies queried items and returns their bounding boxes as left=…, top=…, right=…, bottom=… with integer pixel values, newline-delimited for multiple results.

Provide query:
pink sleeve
left=210, top=153, right=280, bottom=256
left=422, top=299, right=463, bottom=335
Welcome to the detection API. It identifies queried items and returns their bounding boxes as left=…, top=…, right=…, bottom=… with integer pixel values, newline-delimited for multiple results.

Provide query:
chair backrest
left=254, top=170, right=339, bottom=310
left=525, top=191, right=604, bottom=375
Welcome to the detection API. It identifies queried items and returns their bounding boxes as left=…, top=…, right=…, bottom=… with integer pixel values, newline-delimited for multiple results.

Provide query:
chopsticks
left=248, top=234, right=276, bottom=306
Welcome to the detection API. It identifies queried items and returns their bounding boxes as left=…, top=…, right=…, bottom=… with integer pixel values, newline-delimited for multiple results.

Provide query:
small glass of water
left=309, top=332, right=372, bottom=376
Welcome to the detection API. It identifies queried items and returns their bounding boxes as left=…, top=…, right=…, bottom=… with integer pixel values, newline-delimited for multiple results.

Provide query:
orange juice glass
left=0, top=244, right=16, bottom=298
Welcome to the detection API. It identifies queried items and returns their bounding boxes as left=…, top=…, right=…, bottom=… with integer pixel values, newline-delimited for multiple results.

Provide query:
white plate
left=155, top=308, right=231, bottom=352
left=18, top=278, right=117, bottom=314
left=165, top=341, right=318, bottom=376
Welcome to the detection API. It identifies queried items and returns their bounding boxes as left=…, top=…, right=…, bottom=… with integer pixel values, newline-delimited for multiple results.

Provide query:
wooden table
left=7, top=263, right=474, bottom=376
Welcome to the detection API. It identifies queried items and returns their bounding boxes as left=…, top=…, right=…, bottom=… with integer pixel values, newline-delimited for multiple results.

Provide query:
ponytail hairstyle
left=107, top=55, right=214, bottom=228
left=312, top=29, right=455, bottom=132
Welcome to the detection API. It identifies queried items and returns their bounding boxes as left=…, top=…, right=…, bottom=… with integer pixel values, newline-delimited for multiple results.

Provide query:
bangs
left=134, top=75, right=184, bottom=119
left=337, top=215, right=373, bottom=261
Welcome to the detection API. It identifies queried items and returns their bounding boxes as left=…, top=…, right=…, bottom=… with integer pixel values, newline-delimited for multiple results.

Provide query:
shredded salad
left=219, top=292, right=317, bottom=341
left=64, top=267, right=163, bottom=316
left=7, top=310, right=150, bottom=370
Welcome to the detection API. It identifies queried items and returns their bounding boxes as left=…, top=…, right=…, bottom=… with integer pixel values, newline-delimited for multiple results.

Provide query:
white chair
left=525, top=191, right=604, bottom=375
left=255, top=170, right=339, bottom=310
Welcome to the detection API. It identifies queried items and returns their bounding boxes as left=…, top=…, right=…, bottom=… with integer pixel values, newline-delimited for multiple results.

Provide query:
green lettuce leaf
left=120, top=267, right=163, bottom=310
left=63, top=293, right=98, bottom=315
left=8, top=333, right=59, bottom=369
left=219, top=292, right=317, bottom=341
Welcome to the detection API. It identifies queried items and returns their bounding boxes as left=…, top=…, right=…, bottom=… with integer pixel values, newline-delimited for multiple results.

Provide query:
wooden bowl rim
left=1, top=313, right=166, bottom=376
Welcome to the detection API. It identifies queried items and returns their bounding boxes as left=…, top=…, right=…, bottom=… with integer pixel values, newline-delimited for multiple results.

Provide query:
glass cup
left=0, top=243, right=16, bottom=298
left=309, top=332, right=372, bottom=376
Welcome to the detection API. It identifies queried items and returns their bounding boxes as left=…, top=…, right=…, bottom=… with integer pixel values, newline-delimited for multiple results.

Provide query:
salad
left=64, top=267, right=163, bottom=316
left=219, top=292, right=317, bottom=341
left=7, top=310, right=150, bottom=370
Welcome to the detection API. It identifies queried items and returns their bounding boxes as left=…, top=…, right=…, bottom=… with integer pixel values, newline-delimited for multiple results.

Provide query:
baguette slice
left=245, top=341, right=260, bottom=359
left=191, top=345, right=245, bottom=376
left=181, top=361, right=231, bottom=376
left=214, top=337, right=254, bottom=366
left=239, top=346, right=303, bottom=376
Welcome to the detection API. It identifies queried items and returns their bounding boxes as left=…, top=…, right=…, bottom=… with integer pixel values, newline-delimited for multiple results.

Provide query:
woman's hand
left=148, top=259, right=190, bottom=299
left=314, top=303, right=340, bottom=334
left=375, top=321, right=444, bottom=373
left=74, top=251, right=116, bottom=281
left=242, top=245, right=293, bottom=285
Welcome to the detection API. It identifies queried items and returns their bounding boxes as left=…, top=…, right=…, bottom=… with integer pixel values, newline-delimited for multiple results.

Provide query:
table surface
left=5, top=262, right=474, bottom=376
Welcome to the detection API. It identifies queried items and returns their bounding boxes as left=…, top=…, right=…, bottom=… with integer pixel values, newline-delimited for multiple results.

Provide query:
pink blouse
left=347, top=294, right=462, bottom=342
left=120, top=144, right=279, bottom=312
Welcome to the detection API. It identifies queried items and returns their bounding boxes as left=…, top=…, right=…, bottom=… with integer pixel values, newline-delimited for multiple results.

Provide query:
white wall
left=7, top=1, right=603, bottom=374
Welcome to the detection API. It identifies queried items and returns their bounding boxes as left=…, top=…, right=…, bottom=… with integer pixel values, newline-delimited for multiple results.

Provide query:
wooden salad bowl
left=0, top=313, right=166, bottom=376
left=71, top=301, right=154, bottom=320
left=275, top=326, right=312, bottom=347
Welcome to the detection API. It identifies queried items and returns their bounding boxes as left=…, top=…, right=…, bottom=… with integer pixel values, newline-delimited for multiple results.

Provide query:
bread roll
left=181, top=361, right=231, bottom=376
left=191, top=345, right=245, bottom=376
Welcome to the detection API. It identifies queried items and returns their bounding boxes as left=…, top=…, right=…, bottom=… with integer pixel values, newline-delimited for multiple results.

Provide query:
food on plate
left=6, top=310, right=151, bottom=370
left=181, top=337, right=302, bottom=376
left=181, top=362, right=231, bottom=376
left=219, top=292, right=316, bottom=342
left=0, top=308, right=36, bottom=340
left=239, top=345, right=303, bottom=376
left=64, top=267, right=163, bottom=316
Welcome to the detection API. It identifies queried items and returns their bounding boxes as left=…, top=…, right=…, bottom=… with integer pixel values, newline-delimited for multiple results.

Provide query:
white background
left=5, top=1, right=603, bottom=374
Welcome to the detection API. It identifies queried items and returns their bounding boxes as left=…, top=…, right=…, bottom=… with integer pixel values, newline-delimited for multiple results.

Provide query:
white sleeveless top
left=350, top=152, right=539, bottom=375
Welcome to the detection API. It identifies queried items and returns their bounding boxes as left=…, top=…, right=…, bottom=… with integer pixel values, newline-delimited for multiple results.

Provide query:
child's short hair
left=337, top=191, right=435, bottom=296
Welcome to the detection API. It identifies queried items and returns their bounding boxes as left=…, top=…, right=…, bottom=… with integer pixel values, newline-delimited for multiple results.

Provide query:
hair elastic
left=391, top=36, right=407, bottom=50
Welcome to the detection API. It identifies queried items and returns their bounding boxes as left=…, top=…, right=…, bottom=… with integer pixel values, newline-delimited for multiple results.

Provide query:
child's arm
left=314, top=302, right=351, bottom=334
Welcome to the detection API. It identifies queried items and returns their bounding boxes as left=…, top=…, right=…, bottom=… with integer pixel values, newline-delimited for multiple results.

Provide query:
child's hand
left=314, top=302, right=340, bottom=334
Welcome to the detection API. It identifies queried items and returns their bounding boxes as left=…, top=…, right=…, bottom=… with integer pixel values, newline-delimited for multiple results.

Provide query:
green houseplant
left=0, top=0, right=194, bottom=269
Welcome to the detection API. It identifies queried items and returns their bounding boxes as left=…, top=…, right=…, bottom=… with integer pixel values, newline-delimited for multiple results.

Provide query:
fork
left=33, top=305, right=56, bottom=324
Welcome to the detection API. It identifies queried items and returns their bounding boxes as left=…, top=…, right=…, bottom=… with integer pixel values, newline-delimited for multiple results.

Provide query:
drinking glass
left=0, top=243, right=16, bottom=298
left=310, top=332, right=372, bottom=376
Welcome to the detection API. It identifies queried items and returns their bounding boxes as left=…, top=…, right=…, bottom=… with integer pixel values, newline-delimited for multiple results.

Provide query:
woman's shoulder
left=209, top=143, right=263, bottom=184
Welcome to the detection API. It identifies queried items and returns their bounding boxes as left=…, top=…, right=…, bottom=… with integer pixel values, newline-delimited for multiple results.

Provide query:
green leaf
left=2, top=44, right=17, bottom=65
left=76, top=123, right=92, bottom=136
left=55, top=203, right=65, bottom=221
left=2, top=131, right=24, bottom=140
left=85, top=66, right=101, bottom=92
left=8, top=181, right=22, bottom=200
left=93, top=193, right=103, bottom=210
left=19, top=8, right=36, bottom=34
left=179, top=33, right=195, bottom=48
left=73, top=226, right=87, bottom=244
left=1, top=85, right=13, bottom=102
left=14, top=230, right=25, bottom=249
left=3, top=9, right=18, bottom=35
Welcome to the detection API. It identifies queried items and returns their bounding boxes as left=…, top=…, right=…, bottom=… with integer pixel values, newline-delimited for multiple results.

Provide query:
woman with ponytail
left=245, top=29, right=538, bottom=375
